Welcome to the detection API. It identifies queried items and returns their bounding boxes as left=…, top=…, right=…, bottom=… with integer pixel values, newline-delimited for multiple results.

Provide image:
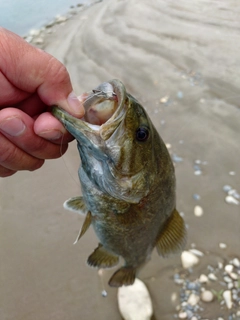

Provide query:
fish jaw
left=51, top=106, right=107, bottom=162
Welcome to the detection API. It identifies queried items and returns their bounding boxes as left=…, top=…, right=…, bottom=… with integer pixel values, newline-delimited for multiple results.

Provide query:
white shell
left=117, top=278, right=153, bottom=320
left=181, top=251, right=199, bottom=269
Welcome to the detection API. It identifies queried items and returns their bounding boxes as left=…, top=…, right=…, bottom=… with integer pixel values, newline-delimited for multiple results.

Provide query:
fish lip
left=51, top=79, right=128, bottom=140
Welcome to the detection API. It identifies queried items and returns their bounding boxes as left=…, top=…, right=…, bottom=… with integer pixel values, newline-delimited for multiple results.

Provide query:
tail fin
left=108, top=267, right=137, bottom=287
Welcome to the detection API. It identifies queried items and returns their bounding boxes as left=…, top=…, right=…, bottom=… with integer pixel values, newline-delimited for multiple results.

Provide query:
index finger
left=0, top=27, right=84, bottom=117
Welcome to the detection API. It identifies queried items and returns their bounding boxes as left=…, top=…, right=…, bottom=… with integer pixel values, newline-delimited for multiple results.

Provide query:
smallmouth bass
left=52, top=79, right=186, bottom=287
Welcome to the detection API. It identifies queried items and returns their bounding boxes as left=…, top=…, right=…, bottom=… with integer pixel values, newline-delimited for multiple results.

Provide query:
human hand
left=0, top=27, right=84, bottom=177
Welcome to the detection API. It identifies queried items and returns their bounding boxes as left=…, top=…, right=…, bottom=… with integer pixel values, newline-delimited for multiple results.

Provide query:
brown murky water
left=1, top=1, right=240, bottom=319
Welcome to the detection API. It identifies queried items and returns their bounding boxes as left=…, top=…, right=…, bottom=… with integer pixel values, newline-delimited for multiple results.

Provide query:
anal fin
left=73, top=211, right=92, bottom=244
left=64, top=196, right=87, bottom=215
left=156, top=208, right=187, bottom=257
left=87, top=244, right=119, bottom=268
left=108, top=267, right=137, bottom=287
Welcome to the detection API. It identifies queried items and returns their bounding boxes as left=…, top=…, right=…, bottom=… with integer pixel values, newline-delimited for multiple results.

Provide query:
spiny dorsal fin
left=108, top=267, right=137, bottom=287
left=156, top=208, right=187, bottom=257
left=63, top=196, right=87, bottom=215
left=73, top=211, right=92, bottom=244
left=87, top=243, right=119, bottom=268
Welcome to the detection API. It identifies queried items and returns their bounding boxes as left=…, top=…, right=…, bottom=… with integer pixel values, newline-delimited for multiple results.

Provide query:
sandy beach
left=1, top=0, right=240, bottom=319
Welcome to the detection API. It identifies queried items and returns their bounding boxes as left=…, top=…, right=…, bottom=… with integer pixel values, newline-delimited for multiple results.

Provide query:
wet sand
left=1, top=0, right=240, bottom=319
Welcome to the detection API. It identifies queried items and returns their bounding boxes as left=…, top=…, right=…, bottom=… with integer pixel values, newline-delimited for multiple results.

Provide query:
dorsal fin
left=73, top=211, right=92, bottom=244
left=156, top=208, right=187, bottom=257
left=63, top=196, right=87, bottom=215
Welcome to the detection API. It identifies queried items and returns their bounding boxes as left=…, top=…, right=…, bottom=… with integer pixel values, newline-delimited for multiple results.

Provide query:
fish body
left=52, top=79, right=186, bottom=287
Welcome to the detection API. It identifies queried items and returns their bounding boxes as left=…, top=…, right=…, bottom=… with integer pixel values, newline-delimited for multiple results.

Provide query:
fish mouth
left=52, top=79, right=128, bottom=144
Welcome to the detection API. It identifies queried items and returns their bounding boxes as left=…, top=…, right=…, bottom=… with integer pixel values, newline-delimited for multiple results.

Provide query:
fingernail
left=0, top=117, right=26, bottom=136
left=67, top=91, right=85, bottom=116
left=38, top=130, right=63, bottom=140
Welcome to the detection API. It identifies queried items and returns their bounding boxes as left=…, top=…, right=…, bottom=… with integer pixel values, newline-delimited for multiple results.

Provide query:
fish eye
left=136, top=127, right=149, bottom=142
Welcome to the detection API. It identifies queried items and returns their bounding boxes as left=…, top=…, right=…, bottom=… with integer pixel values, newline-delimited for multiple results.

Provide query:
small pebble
left=223, top=290, right=233, bottom=309
left=194, top=170, right=202, bottom=175
left=225, top=195, right=239, bottom=205
left=177, top=91, right=184, bottom=99
left=223, top=185, right=232, bottom=192
left=229, top=272, right=238, bottom=280
left=195, top=160, right=201, bottom=164
left=201, top=290, right=214, bottom=302
left=118, top=278, right=153, bottom=320
left=189, top=249, right=204, bottom=257
left=199, top=274, right=208, bottom=283
left=228, top=189, right=240, bottom=199
left=186, top=282, right=200, bottom=290
left=187, top=293, right=200, bottom=306
left=172, top=154, right=183, bottom=163
left=228, top=282, right=234, bottom=290
left=229, top=171, right=236, bottom=176
left=223, top=276, right=232, bottom=283
left=191, top=317, right=198, bottom=320
left=194, top=205, right=204, bottom=217
left=178, top=311, right=188, bottom=319
left=225, top=265, right=234, bottom=274
left=171, top=292, right=178, bottom=303
left=219, top=243, right=227, bottom=249
left=166, top=143, right=171, bottom=149
left=181, top=251, right=199, bottom=269
left=232, top=258, right=240, bottom=268
left=208, top=273, right=218, bottom=281
left=101, top=290, right=108, bottom=297
left=218, top=262, right=223, bottom=269
left=193, top=194, right=201, bottom=200
left=160, top=96, right=169, bottom=104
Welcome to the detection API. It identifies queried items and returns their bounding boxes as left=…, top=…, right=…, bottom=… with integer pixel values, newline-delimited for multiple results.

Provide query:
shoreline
left=22, top=0, right=102, bottom=47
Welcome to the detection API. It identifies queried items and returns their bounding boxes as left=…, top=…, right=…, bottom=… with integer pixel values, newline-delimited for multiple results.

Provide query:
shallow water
left=1, top=0, right=240, bottom=319
left=0, top=0, right=88, bottom=35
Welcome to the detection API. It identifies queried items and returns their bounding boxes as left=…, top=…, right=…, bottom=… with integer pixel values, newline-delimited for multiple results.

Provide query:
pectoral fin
left=156, top=208, right=186, bottom=257
left=73, top=211, right=92, bottom=244
left=87, top=243, right=119, bottom=268
left=108, top=267, right=137, bottom=287
left=64, top=196, right=87, bottom=215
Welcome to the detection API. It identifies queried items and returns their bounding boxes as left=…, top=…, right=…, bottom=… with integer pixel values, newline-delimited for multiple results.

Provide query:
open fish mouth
left=52, top=79, right=129, bottom=141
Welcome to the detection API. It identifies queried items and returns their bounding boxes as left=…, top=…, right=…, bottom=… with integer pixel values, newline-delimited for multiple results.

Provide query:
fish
left=52, top=79, right=186, bottom=287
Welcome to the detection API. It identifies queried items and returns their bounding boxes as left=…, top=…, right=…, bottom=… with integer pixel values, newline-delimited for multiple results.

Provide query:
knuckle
left=46, top=57, right=70, bottom=86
